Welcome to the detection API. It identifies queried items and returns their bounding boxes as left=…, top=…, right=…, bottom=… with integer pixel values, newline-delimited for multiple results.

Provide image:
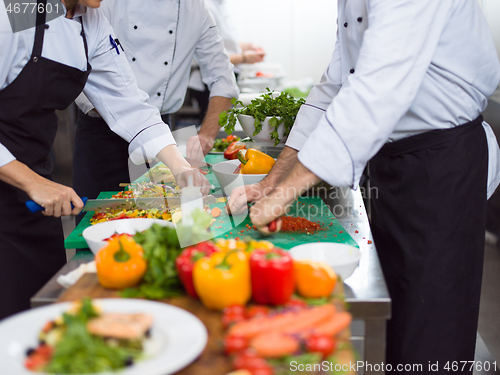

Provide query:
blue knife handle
left=25, top=197, right=88, bottom=213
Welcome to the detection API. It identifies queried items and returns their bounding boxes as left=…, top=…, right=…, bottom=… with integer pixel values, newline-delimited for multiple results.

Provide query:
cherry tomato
left=223, top=334, right=249, bottom=355
left=226, top=135, right=238, bottom=142
left=233, top=350, right=270, bottom=371
left=221, top=312, right=246, bottom=329
left=305, top=334, right=336, bottom=358
left=223, top=305, right=246, bottom=316
left=246, top=305, right=270, bottom=319
left=284, top=299, right=307, bottom=309
left=268, top=220, right=277, bottom=232
left=25, top=353, right=49, bottom=371
left=35, top=344, right=53, bottom=358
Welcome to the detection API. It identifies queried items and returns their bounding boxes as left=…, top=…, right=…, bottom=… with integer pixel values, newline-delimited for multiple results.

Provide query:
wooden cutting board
left=58, top=274, right=356, bottom=375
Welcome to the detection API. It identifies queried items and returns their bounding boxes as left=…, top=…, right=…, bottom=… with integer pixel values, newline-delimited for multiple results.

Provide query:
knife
left=25, top=195, right=226, bottom=213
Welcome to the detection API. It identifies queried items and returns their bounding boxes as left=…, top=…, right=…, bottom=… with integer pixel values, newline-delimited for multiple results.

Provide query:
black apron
left=370, top=116, right=487, bottom=374
left=0, top=0, right=91, bottom=320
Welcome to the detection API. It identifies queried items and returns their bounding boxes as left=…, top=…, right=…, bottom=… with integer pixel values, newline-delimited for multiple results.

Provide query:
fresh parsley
left=219, top=88, right=305, bottom=146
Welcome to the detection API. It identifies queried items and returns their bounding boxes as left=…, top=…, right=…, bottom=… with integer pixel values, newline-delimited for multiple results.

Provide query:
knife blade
left=82, top=195, right=220, bottom=212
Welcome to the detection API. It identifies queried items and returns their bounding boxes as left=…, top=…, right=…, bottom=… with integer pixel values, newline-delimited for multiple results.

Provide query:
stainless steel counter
left=31, top=186, right=391, bottom=374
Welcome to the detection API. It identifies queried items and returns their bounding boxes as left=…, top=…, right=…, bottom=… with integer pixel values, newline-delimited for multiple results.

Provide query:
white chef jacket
left=76, top=0, right=239, bottom=116
left=204, top=0, right=242, bottom=73
left=288, top=0, right=500, bottom=198
left=0, top=3, right=175, bottom=167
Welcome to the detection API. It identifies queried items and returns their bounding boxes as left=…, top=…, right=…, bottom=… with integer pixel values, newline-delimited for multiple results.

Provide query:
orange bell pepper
left=293, top=260, right=337, bottom=298
left=237, top=149, right=275, bottom=174
left=95, top=234, right=147, bottom=290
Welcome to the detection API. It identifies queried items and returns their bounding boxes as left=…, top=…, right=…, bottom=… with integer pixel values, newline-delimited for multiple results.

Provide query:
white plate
left=0, top=299, right=207, bottom=375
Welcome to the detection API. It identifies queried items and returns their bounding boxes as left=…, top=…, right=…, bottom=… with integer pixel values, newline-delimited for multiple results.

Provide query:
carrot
left=229, top=304, right=336, bottom=339
left=309, top=311, right=352, bottom=338
left=250, top=332, right=300, bottom=358
left=211, top=207, right=222, bottom=218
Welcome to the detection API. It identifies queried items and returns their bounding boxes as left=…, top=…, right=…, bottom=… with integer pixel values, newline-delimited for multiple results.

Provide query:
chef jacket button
left=344, top=22, right=348, bottom=27
left=157, top=93, right=161, bottom=97
left=357, top=17, right=363, bottom=22
left=164, top=61, right=168, bottom=65
left=80, top=31, right=85, bottom=37
left=350, top=68, right=355, bottom=74
left=45, top=24, right=49, bottom=29
left=169, top=30, right=173, bottom=34
left=132, top=57, right=136, bottom=61
left=134, top=25, right=138, bottom=29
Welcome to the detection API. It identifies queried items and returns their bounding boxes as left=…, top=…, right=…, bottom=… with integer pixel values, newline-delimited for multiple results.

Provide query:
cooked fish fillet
left=87, top=313, right=154, bottom=339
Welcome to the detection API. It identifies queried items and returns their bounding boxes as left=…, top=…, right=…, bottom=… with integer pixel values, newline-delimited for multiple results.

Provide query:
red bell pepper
left=249, top=248, right=295, bottom=305
left=176, top=242, right=218, bottom=298
left=224, top=142, right=246, bottom=160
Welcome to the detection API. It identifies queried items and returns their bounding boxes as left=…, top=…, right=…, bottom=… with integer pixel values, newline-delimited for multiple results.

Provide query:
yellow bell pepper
left=293, top=260, right=337, bottom=298
left=95, top=235, right=147, bottom=290
left=193, top=250, right=251, bottom=310
left=237, top=149, right=275, bottom=174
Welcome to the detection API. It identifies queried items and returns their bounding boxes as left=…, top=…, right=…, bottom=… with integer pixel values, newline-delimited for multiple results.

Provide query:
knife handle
left=25, top=197, right=88, bottom=213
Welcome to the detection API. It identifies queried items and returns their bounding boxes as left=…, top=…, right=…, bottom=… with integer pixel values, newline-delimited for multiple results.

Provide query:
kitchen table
left=32, top=184, right=390, bottom=375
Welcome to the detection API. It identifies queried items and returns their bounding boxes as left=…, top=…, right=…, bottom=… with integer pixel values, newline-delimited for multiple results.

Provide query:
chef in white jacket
left=74, top=0, right=239, bottom=203
left=0, top=0, right=208, bottom=320
left=231, top=0, right=500, bottom=371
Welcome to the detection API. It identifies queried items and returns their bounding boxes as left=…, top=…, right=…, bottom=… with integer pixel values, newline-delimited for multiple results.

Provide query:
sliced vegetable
left=250, top=332, right=299, bottom=358
left=224, top=141, right=246, bottom=160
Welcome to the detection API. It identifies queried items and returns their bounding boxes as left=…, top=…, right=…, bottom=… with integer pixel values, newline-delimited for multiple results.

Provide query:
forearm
left=156, top=145, right=190, bottom=174
left=0, top=160, right=38, bottom=193
left=261, top=146, right=299, bottom=189
left=275, top=161, right=322, bottom=204
left=199, top=96, right=232, bottom=139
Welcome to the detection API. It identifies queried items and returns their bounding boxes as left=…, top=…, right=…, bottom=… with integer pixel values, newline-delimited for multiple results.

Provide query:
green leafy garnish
left=122, top=224, right=184, bottom=299
left=219, top=88, right=305, bottom=146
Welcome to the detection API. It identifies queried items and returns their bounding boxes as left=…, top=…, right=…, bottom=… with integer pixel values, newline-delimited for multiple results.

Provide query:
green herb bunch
left=121, top=224, right=184, bottom=300
left=219, top=88, right=305, bottom=146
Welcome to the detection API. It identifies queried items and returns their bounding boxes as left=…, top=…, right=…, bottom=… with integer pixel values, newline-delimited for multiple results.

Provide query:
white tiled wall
left=226, top=0, right=337, bottom=83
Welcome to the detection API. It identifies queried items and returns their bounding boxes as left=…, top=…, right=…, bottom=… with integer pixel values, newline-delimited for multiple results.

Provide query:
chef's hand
left=228, top=182, right=273, bottom=215
left=186, top=133, right=214, bottom=162
left=243, top=49, right=265, bottom=64
left=27, top=177, right=84, bottom=217
left=173, top=166, right=211, bottom=196
left=249, top=189, right=291, bottom=236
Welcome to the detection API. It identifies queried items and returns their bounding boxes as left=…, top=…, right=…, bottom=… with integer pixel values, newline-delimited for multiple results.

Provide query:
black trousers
left=369, top=116, right=487, bottom=374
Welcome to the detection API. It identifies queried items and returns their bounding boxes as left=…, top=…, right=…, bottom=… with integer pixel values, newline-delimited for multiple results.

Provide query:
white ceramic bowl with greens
left=212, top=159, right=267, bottom=195
left=237, top=114, right=287, bottom=146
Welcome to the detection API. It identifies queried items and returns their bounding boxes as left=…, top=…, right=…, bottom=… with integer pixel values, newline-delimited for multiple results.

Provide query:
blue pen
left=109, top=35, right=120, bottom=55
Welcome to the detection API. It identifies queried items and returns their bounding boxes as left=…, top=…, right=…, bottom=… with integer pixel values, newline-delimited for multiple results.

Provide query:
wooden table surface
left=58, top=274, right=356, bottom=375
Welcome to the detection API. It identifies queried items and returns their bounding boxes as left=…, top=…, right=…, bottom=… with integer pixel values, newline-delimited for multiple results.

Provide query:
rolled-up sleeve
left=82, top=11, right=175, bottom=164
left=195, top=10, right=239, bottom=100
left=286, top=36, right=342, bottom=151
left=299, top=0, right=451, bottom=188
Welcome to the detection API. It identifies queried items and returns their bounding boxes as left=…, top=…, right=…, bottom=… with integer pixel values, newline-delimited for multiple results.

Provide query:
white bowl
left=212, top=159, right=267, bottom=196
left=289, top=243, right=361, bottom=281
left=237, top=114, right=287, bottom=146
left=82, top=218, right=174, bottom=254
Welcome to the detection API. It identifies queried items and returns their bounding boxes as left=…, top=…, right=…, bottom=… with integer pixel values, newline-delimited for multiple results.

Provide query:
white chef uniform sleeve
left=299, top=0, right=454, bottom=188
left=81, top=11, right=175, bottom=165
left=0, top=144, right=16, bottom=168
left=194, top=8, right=239, bottom=100
left=286, top=35, right=342, bottom=152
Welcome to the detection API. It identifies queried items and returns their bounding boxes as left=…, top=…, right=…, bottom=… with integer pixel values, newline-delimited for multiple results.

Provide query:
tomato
left=246, top=305, right=270, bottom=319
left=94, top=212, right=106, bottom=220
left=24, top=344, right=53, bottom=371
left=233, top=350, right=270, bottom=371
left=35, top=344, right=53, bottom=358
left=284, top=299, right=307, bottom=309
left=223, top=305, right=246, bottom=316
left=221, top=312, right=246, bottom=329
left=226, top=135, right=238, bottom=142
left=305, top=334, right=336, bottom=358
left=249, top=367, right=274, bottom=375
left=223, top=334, right=249, bottom=355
